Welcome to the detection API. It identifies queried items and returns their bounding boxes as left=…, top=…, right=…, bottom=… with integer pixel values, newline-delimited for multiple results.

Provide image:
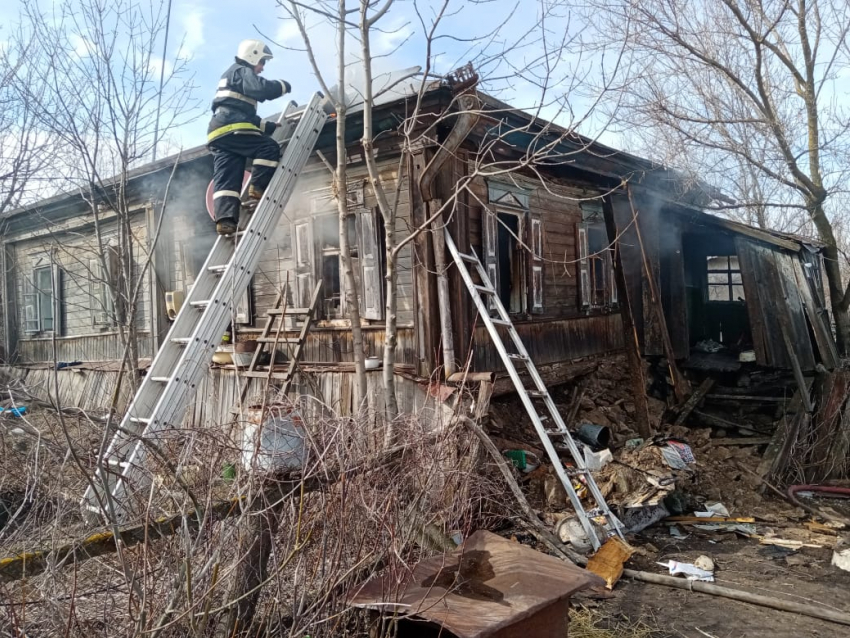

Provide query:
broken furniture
left=349, top=530, right=603, bottom=638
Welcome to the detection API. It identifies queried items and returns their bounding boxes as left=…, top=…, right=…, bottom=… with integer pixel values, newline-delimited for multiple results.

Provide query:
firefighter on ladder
left=208, top=39, right=291, bottom=235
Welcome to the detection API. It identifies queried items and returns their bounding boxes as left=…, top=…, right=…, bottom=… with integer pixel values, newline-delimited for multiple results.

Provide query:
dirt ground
left=490, top=354, right=850, bottom=638
left=591, top=518, right=850, bottom=638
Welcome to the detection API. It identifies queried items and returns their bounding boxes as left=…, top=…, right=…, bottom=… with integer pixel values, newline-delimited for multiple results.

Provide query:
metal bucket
left=242, top=404, right=306, bottom=471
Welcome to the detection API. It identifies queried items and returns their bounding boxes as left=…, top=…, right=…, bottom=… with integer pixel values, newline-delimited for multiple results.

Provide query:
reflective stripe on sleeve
left=213, top=190, right=241, bottom=200
left=252, top=158, right=279, bottom=167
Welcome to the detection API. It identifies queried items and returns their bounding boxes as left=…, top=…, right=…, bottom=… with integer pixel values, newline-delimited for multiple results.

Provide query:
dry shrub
left=0, top=388, right=509, bottom=637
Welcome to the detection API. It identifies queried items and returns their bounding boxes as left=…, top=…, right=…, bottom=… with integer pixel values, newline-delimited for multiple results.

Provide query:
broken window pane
left=35, top=266, right=54, bottom=331
left=322, top=254, right=342, bottom=318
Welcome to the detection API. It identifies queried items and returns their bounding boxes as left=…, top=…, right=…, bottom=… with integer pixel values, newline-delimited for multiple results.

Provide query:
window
left=707, top=255, right=745, bottom=302
left=578, top=203, right=617, bottom=309
left=315, top=214, right=359, bottom=319
left=24, top=263, right=62, bottom=334
left=483, top=182, right=544, bottom=315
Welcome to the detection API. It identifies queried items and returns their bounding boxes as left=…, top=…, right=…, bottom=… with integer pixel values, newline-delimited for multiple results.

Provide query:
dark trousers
left=209, top=133, right=281, bottom=222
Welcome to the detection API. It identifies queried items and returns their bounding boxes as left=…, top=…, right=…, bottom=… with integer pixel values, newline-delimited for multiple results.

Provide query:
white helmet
left=236, top=39, right=273, bottom=66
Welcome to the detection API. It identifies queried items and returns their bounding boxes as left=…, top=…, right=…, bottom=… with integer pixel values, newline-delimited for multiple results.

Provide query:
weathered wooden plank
left=773, top=251, right=816, bottom=372
left=791, top=256, right=839, bottom=369
left=673, top=378, right=715, bottom=427
left=735, top=237, right=770, bottom=366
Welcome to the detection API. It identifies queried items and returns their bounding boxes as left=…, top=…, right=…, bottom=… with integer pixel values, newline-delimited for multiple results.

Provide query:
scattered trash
left=10, top=428, right=25, bottom=436
left=694, top=339, right=724, bottom=353
left=0, top=406, right=27, bottom=417
left=556, top=516, right=593, bottom=553
left=693, top=522, right=758, bottom=536
left=620, top=503, right=670, bottom=534
left=760, top=537, right=826, bottom=550
left=221, top=463, right=236, bottom=482
left=693, top=555, right=715, bottom=572
left=669, top=525, right=689, bottom=540
left=503, top=449, right=540, bottom=473
left=660, top=441, right=695, bottom=469
left=738, top=350, right=756, bottom=362
left=576, top=423, right=611, bottom=450
left=624, top=437, right=645, bottom=450
left=658, top=559, right=715, bottom=582
left=832, top=535, right=850, bottom=573
left=701, top=502, right=731, bottom=517
left=586, top=537, right=634, bottom=589
left=584, top=447, right=613, bottom=471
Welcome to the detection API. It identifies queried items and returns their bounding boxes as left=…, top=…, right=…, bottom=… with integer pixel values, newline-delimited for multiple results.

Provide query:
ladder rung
left=207, top=264, right=227, bottom=274
left=149, top=376, right=170, bottom=383
left=545, top=428, right=568, bottom=436
left=507, top=353, right=528, bottom=361
left=490, top=318, right=511, bottom=326
left=473, top=284, right=495, bottom=295
left=129, top=417, right=151, bottom=424
left=457, top=252, right=479, bottom=263
left=190, top=300, right=210, bottom=308
left=527, top=390, right=548, bottom=398
left=108, top=459, right=129, bottom=468
left=171, top=337, right=191, bottom=345
left=256, top=337, right=302, bottom=344
left=266, top=308, right=311, bottom=316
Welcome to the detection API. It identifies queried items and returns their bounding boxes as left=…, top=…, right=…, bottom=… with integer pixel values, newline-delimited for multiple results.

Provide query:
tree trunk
left=810, top=200, right=850, bottom=354
left=219, top=484, right=285, bottom=637
left=382, top=239, right=399, bottom=423
left=332, top=4, right=366, bottom=409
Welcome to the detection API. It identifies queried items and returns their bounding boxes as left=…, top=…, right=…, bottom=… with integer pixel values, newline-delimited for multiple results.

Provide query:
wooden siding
left=16, top=333, right=155, bottom=363
left=160, top=155, right=416, bottom=331
left=186, top=368, right=451, bottom=429
left=239, top=326, right=417, bottom=366
left=736, top=238, right=836, bottom=371
left=472, top=314, right=623, bottom=371
left=1, top=364, right=452, bottom=431
left=8, top=211, right=154, bottom=364
left=0, top=364, right=137, bottom=413
left=463, top=171, right=606, bottom=322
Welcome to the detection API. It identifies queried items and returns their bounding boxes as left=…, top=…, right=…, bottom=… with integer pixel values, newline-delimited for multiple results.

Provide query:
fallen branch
left=458, top=416, right=585, bottom=565
left=619, top=568, right=850, bottom=627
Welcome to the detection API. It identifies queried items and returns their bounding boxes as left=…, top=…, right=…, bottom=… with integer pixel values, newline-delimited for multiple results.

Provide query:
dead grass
left=569, top=606, right=660, bottom=638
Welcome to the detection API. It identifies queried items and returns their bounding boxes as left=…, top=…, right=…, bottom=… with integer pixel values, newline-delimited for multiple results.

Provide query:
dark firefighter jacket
left=207, top=61, right=288, bottom=143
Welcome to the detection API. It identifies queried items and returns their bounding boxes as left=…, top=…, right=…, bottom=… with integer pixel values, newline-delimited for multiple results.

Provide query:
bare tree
left=593, top=0, right=850, bottom=352
left=281, top=0, right=622, bottom=422
left=9, top=0, right=198, bottom=374
left=0, top=26, right=56, bottom=214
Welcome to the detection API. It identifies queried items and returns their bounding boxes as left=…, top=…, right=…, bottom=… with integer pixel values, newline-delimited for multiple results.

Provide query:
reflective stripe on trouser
left=210, top=149, right=245, bottom=222
left=209, top=133, right=282, bottom=222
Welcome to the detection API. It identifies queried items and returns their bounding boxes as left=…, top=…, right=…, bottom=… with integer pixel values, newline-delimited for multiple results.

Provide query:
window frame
left=706, top=255, right=745, bottom=303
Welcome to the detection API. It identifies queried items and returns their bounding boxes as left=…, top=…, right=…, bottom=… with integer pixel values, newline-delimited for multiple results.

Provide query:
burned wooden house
left=0, top=78, right=837, bottom=422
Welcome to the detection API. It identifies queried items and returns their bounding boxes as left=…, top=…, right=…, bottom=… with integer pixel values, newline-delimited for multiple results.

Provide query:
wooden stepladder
left=238, top=280, right=322, bottom=401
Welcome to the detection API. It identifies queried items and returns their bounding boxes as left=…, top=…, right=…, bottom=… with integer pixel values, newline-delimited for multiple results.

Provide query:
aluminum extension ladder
left=444, top=228, right=623, bottom=551
left=81, top=92, right=334, bottom=523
